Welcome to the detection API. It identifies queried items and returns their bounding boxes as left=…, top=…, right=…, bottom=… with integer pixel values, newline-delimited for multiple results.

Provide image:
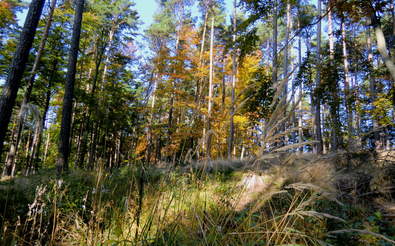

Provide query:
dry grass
left=1, top=151, right=395, bottom=245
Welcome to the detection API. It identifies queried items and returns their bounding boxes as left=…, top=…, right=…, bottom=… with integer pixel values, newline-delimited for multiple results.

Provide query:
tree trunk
left=283, top=0, right=290, bottom=98
left=282, top=0, right=291, bottom=146
left=76, top=38, right=106, bottom=168
left=0, top=0, right=45, bottom=163
left=313, top=0, right=323, bottom=154
left=228, top=0, right=237, bottom=159
left=2, top=0, right=57, bottom=177
left=196, top=11, right=208, bottom=103
left=57, top=0, right=84, bottom=175
left=25, top=121, right=41, bottom=175
left=272, top=0, right=278, bottom=84
left=370, top=13, right=395, bottom=117
left=297, top=15, right=303, bottom=152
left=44, top=129, right=50, bottom=163
left=28, top=60, right=56, bottom=173
left=88, top=122, right=98, bottom=169
left=206, top=16, right=215, bottom=159
left=221, top=55, right=226, bottom=110
left=101, top=26, right=115, bottom=86
left=341, top=20, right=354, bottom=146
left=367, top=24, right=380, bottom=149
left=328, top=7, right=343, bottom=151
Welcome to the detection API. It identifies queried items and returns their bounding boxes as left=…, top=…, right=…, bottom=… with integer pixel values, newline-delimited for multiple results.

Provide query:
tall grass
left=1, top=155, right=395, bottom=245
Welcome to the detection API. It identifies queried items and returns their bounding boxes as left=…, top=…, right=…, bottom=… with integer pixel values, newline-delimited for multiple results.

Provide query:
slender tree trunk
left=0, top=0, right=45, bottom=163
left=88, top=122, right=98, bottom=169
left=272, top=0, right=278, bottom=84
left=206, top=16, right=215, bottom=159
left=28, top=60, right=56, bottom=173
left=282, top=0, right=291, bottom=146
left=328, top=7, right=343, bottom=151
left=44, top=129, right=50, bottom=163
left=283, top=0, right=290, bottom=97
left=297, top=16, right=303, bottom=152
left=195, top=13, right=208, bottom=158
left=57, top=0, right=84, bottom=175
left=167, top=32, right=181, bottom=161
left=313, top=0, right=323, bottom=154
left=102, top=27, right=115, bottom=85
left=146, top=73, right=156, bottom=163
left=367, top=24, right=380, bottom=149
left=221, top=55, right=226, bottom=110
left=26, top=121, right=41, bottom=175
left=228, top=0, right=237, bottom=159
left=196, top=11, right=208, bottom=103
left=341, top=20, right=354, bottom=146
left=76, top=40, right=106, bottom=168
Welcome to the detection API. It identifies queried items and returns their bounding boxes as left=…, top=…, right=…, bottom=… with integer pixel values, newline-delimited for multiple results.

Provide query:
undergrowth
left=1, top=154, right=395, bottom=245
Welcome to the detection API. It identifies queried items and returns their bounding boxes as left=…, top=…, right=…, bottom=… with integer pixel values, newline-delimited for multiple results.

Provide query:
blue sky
left=134, top=0, right=233, bottom=29
left=135, top=0, right=158, bottom=29
left=17, top=0, right=234, bottom=31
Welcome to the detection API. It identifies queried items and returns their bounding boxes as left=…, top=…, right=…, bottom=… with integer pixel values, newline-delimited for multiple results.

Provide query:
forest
left=0, top=0, right=395, bottom=244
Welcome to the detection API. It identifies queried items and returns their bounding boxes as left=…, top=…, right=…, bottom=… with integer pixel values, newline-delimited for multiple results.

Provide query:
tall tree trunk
left=283, top=0, right=290, bottom=98
left=341, top=20, right=354, bottom=146
left=369, top=12, right=395, bottom=117
left=221, top=55, right=226, bottom=110
left=167, top=31, right=181, bottom=161
left=206, top=16, right=215, bottom=159
left=328, top=7, right=343, bottom=151
left=196, top=11, right=208, bottom=103
left=57, top=0, right=85, bottom=175
left=146, top=72, right=156, bottom=163
left=282, top=0, right=291, bottom=146
left=272, top=0, right=278, bottom=84
left=76, top=39, right=106, bottom=168
left=0, top=0, right=45, bottom=164
left=101, top=26, right=116, bottom=85
left=3, top=0, right=57, bottom=177
left=25, top=58, right=56, bottom=175
left=313, top=0, right=323, bottom=154
left=367, top=24, right=379, bottom=149
left=297, top=15, right=303, bottom=152
left=228, top=0, right=237, bottom=159
left=370, top=13, right=395, bottom=89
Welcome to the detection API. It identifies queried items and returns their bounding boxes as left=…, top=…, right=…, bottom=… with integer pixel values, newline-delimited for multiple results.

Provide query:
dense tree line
left=0, top=0, right=394, bottom=177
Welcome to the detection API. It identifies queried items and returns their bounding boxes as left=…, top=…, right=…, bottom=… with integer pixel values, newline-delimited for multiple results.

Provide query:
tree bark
left=0, top=0, right=45, bottom=163
left=370, top=13, right=395, bottom=88
left=3, top=0, right=57, bottom=177
left=57, top=0, right=85, bottom=175
left=206, top=16, right=215, bottom=159
left=196, top=11, right=208, bottom=104
left=272, top=0, right=278, bottom=84
left=341, top=20, right=354, bottom=146
left=313, top=0, right=323, bottom=154
left=328, top=7, right=343, bottom=151
left=228, top=0, right=237, bottom=159
left=297, top=14, right=303, bottom=152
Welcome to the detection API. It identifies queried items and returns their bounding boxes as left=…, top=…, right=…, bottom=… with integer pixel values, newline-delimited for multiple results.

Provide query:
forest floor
left=1, top=150, right=395, bottom=245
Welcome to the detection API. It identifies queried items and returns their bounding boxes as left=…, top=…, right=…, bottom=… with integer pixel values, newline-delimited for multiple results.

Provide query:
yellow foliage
left=372, top=96, right=392, bottom=125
